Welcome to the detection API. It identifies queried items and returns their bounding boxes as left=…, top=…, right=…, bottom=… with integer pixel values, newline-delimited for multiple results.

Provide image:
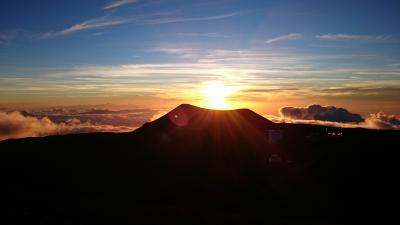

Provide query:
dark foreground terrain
left=0, top=104, right=398, bottom=224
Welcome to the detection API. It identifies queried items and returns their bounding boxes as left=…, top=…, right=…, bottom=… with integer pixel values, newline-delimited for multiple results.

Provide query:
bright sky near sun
left=202, top=83, right=236, bottom=109
left=1, top=0, right=400, bottom=115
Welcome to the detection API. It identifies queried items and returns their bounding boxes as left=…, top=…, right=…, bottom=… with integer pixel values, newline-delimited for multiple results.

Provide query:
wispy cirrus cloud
left=265, top=33, right=303, bottom=44
left=176, top=32, right=229, bottom=38
left=315, top=34, right=392, bottom=41
left=2, top=47, right=399, bottom=115
left=41, top=11, right=244, bottom=38
left=0, top=32, right=15, bottom=44
left=142, top=11, right=245, bottom=25
left=42, top=17, right=131, bottom=39
left=0, top=29, right=39, bottom=45
left=103, top=0, right=139, bottom=10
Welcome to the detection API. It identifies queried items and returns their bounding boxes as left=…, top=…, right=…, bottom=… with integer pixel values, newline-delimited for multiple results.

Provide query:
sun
left=202, top=83, right=235, bottom=109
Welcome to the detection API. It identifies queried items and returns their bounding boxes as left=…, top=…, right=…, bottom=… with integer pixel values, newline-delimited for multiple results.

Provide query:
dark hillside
left=0, top=104, right=398, bottom=224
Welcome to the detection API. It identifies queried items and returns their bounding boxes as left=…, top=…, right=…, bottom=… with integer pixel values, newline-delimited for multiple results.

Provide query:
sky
left=1, top=0, right=400, bottom=139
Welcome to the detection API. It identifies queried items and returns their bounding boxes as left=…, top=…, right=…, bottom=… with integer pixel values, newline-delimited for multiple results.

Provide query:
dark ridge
left=139, top=103, right=276, bottom=133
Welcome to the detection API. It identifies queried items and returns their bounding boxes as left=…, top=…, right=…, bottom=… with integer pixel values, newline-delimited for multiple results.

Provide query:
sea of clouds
left=1, top=104, right=399, bottom=141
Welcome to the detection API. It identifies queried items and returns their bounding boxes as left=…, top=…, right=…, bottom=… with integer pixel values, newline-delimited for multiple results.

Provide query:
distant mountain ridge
left=141, top=103, right=276, bottom=128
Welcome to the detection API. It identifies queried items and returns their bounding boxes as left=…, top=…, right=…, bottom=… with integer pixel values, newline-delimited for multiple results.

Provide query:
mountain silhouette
left=0, top=104, right=398, bottom=224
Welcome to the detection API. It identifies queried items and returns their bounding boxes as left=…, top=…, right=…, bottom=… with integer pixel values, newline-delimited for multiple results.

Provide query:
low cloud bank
left=365, top=112, right=400, bottom=129
left=275, top=104, right=399, bottom=130
left=280, top=104, right=364, bottom=123
left=0, top=111, right=134, bottom=141
left=1, top=104, right=398, bottom=141
left=0, top=106, right=160, bottom=141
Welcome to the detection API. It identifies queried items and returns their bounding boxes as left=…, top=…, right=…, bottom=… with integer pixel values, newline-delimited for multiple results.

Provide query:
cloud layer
left=0, top=106, right=159, bottom=141
left=365, top=112, right=400, bottom=129
left=0, top=111, right=127, bottom=141
left=315, top=34, right=392, bottom=41
left=280, top=104, right=364, bottom=123
left=1, top=103, right=398, bottom=141
left=277, top=104, right=400, bottom=130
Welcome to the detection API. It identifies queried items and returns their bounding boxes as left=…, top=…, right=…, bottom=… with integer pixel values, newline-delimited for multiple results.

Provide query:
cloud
left=0, top=29, right=38, bottom=45
left=265, top=33, right=303, bottom=44
left=365, top=112, right=400, bottom=129
left=280, top=104, right=364, bottom=123
left=42, top=17, right=130, bottom=38
left=104, top=0, right=139, bottom=10
left=315, top=34, right=392, bottom=41
left=176, top=33, right=229, bottom=38
left=0, top=32, right=14, bottom=44
left=0, top=106, right=159, bottom=141
left=0, top=111, right=128, bottom=141
left=265, top=114, right=363, bottom=129
left=2, top=46, right=399, bottom=107
left=33, top=108, right=156, bottom=127
left=142, top=11, right=245, bottom=25
left=271, top=104, right=399, bottom=130
left=40, top=11, right=244, bottom=38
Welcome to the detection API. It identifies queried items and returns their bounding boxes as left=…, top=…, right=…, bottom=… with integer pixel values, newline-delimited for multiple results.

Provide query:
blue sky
left=1, top=0, right=400, bottom=116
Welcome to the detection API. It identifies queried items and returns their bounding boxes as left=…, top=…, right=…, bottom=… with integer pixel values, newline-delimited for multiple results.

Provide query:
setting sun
left=202, top=84, right=235, bottom=109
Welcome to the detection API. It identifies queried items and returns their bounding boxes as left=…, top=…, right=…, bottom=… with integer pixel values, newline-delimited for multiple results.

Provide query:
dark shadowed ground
left=0, top=104, right=398, bottom=225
